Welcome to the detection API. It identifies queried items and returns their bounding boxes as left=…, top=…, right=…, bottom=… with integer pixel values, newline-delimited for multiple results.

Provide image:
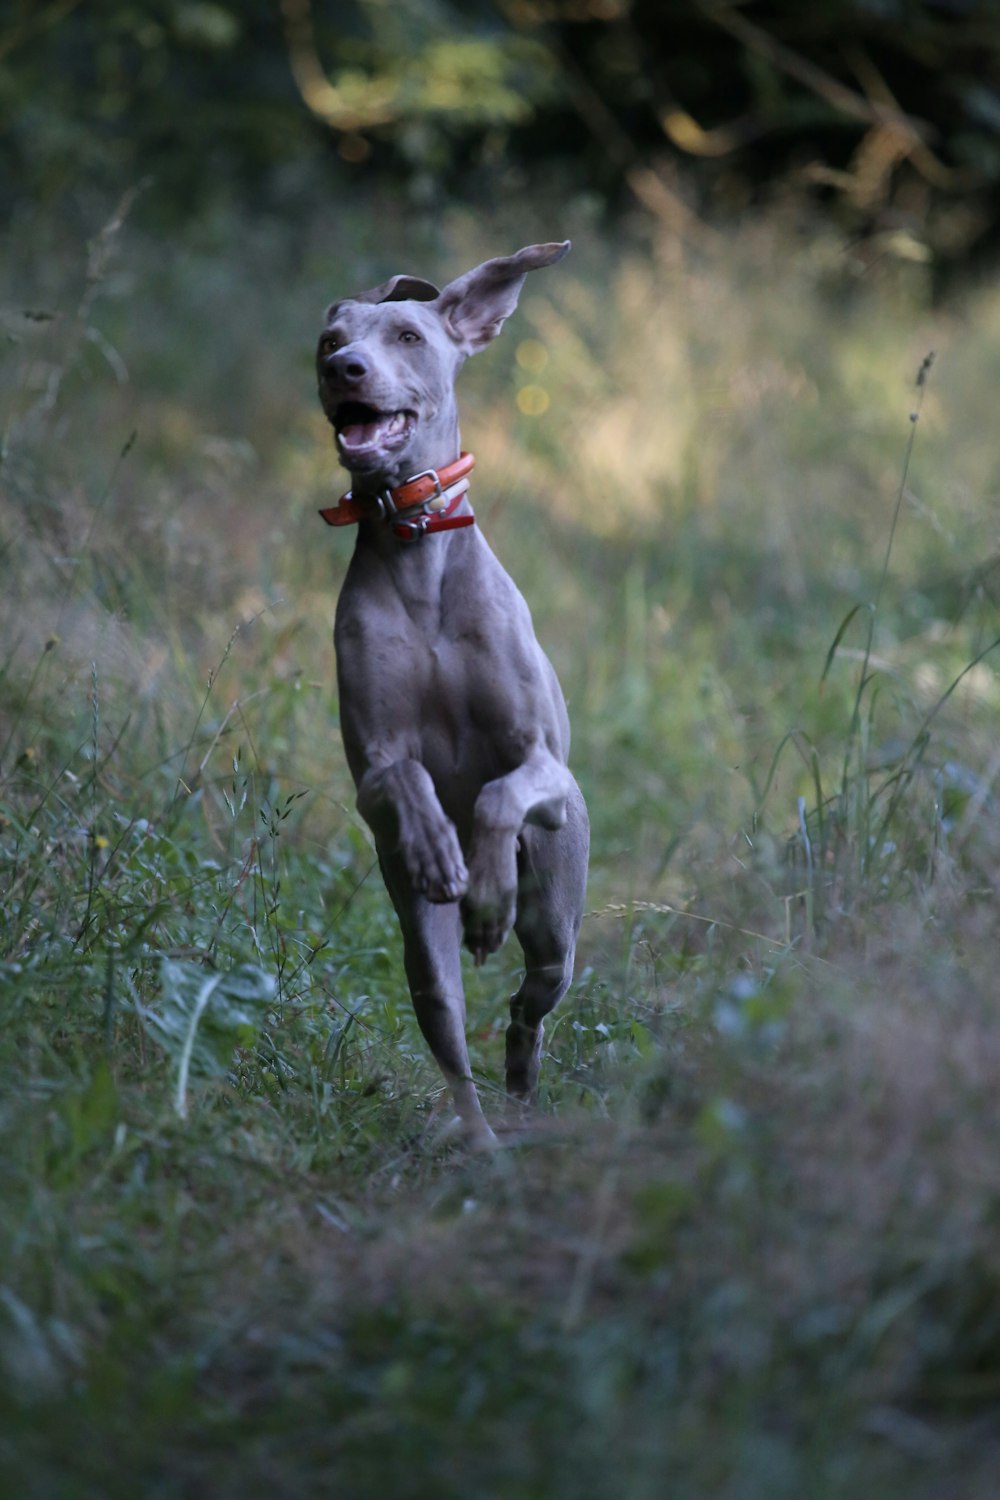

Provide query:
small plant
left=140, top=958, right=275, bottom=1119
left=755, top=352, right=1000, bottom=933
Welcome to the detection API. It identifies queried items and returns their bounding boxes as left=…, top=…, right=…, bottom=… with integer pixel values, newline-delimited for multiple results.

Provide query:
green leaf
left=142, top=959, right=275, bottom=1118
left=819, top=602, right=873, bottom=691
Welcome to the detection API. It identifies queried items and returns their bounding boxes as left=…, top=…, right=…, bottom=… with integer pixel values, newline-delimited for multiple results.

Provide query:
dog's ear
left=347, top=274, right=441, bottom=307
left=436, top=241, right=571, bottom=353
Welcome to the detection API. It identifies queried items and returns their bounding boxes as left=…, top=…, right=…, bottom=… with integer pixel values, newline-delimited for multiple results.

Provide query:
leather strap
left=389, top=451, right=475, bottom=509
left=390, top=500, right=476, bottom=541
left=317, top=493, right=368, bottom=528
left=319, top=451, right=476, bottom=532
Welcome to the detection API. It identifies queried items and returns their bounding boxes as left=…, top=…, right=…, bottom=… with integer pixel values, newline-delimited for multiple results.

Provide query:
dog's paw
left=401, top=808, right=468, bottom=903
left=461, top=901, right=515, bottom=967
left=461, top=834, right=518, bottom=965
left=429, top=1113, right=500, bottom=1153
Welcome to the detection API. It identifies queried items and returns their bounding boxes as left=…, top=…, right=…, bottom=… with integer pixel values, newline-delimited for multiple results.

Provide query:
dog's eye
left=398, top=330, right=421, bottom=345
left=319, top=334, right=340, bottom=356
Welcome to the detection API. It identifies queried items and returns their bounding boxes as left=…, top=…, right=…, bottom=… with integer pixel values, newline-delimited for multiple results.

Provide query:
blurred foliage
left=3, top=0, right=1000, bottom=265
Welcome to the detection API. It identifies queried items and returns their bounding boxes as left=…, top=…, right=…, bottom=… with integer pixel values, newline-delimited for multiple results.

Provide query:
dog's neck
left=321, top=450, right=476, bottom=550
left=351, top=464, right=477, bottom=618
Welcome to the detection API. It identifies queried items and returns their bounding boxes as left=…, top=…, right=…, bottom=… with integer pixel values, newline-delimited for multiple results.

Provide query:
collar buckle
left=375, top=465, right=447, bottom=522
left=400, top=466, right=448, bottom=512
left=391, top=514, right=431, bottom=542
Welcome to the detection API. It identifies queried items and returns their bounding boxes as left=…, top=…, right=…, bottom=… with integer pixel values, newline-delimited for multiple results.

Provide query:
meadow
left=2, top=189, right=1000, bottom=1496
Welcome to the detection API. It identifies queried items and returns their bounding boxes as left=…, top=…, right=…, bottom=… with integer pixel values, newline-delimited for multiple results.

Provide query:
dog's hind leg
left=506, top=780, right=589, bottom=1103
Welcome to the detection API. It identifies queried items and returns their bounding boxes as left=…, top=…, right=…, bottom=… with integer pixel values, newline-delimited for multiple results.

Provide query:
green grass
left=2, top=192, right=1000, bottom=1496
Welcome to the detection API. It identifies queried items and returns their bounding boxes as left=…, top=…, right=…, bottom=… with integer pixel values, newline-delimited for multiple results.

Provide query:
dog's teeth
left=336, top=410, right=410, bottom=452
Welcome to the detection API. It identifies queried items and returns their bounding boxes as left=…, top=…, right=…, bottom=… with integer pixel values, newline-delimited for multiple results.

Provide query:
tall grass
left=2, top=192, right=1000, bottom=1497
left=752, top=346, right=1000, bottom=932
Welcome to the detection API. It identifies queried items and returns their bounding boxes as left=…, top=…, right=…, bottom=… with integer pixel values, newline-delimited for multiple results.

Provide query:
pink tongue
left=340, top=418, right=384, bottom=449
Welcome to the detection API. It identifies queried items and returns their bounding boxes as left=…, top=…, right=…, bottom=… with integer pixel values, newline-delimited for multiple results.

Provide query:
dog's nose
left=325, top=348, right=369, bottom=385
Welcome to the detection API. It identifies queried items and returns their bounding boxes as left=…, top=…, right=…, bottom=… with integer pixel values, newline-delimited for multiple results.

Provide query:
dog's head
left=317, top=242, right=570, bottom=485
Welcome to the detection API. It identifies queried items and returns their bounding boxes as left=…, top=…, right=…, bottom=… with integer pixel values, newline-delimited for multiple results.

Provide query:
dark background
left=5, top=0, right=1000, bottom=277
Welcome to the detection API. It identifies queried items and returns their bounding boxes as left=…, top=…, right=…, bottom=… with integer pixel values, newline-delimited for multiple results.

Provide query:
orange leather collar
left=319, top=452, right=476, bottom=540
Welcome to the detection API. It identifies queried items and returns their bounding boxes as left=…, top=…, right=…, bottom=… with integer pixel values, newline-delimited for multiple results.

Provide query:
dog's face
left=317, top=242, right=570, bottom=486
left=316, top=297, right=463, bottom=482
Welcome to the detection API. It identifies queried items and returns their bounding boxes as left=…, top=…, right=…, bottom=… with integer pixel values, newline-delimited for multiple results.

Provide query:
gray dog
left=316, top=241, right=589, bottom=1147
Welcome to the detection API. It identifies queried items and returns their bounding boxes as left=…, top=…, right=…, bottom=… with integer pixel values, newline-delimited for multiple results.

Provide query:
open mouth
left=333, top=401, right=416, bottom=461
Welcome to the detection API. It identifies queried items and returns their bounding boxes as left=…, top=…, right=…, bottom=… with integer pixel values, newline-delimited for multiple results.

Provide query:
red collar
left=319, top=452, right=476, bottom=542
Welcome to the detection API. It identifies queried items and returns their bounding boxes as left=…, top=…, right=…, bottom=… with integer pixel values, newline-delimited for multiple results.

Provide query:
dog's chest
left=418, top=628, right=531, bottom=770
left=336, top=547, right=555, bottom=790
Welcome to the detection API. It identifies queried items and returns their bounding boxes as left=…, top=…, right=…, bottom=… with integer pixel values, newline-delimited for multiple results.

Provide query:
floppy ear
left=436, top=241, right=570, bottom=353
left=327, top=274, right=441, bottom=317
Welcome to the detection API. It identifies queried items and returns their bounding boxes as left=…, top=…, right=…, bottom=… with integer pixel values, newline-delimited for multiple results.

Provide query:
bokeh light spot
left=516, top=384, right=550, bottom=416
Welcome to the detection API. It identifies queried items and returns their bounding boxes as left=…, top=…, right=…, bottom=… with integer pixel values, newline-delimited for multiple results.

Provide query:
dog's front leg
left=356, top=758, right=468, bottom=904
left=358, top=768, right=496, bottom=1148
left=388, top=881, right=497, bottom=1150
left=461, top=750, right=576, bottom=964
